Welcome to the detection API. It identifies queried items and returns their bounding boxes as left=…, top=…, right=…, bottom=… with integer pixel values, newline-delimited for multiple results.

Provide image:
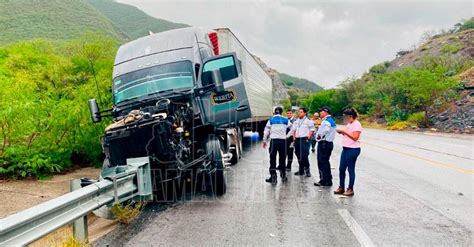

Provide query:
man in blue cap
left=314, top=106, right=336, bottom=186
left=262, top=106, right=290, bottom=184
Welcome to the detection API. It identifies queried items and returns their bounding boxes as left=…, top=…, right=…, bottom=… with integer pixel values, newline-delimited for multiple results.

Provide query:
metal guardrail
left=0, top=157, right=152, bottom=246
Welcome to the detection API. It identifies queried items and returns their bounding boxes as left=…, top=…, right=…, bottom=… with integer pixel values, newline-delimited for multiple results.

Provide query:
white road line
left=338, top=209, right=375, bottom=247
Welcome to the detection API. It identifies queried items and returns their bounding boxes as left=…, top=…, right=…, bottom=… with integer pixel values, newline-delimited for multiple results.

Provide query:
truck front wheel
left=205, top=136, right=227, bottom=196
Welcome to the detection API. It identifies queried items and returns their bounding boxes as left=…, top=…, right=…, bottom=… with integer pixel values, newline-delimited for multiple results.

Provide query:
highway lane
left=94, top=128, right=473, bottom=246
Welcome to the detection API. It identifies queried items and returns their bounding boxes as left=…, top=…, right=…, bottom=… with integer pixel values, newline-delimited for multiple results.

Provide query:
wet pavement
left=94, top=129, right=473, bottom=246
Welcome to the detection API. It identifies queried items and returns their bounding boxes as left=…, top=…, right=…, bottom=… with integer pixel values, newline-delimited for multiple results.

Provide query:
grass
left=111, top=201, right=144, bottom=224
left=358, top=119, right=385, bottom=130
left=30, top=226, right=87, bottom=247
left=55, top=236, right=88, bottom=247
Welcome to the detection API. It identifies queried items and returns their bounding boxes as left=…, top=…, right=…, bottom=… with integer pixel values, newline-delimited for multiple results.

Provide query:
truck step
left=222, top=152, right=233, bottom=167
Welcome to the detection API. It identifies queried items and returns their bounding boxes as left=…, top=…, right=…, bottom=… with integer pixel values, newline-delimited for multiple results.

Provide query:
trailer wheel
left=205, top=136, right=227, bottom=196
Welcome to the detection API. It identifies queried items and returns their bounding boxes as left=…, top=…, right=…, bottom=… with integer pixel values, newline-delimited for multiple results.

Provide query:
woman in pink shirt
left=334, top=108, right=362, bottom=196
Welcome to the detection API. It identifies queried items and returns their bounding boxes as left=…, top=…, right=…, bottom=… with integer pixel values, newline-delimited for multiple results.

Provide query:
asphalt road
left=94, top=128, right=473, bottom=246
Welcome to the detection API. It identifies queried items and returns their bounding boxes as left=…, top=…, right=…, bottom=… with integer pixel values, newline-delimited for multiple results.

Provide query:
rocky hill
left=385, top=19, right=473, bottom=133
left=431, top=67, right=473, bottom=133
left=389, top=31, right=473, bottom=71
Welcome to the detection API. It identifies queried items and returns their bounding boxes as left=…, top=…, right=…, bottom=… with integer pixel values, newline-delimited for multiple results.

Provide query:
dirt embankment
left=0, top=167, right=119, bottom=245
left=0, top=167, right=100, bottom=218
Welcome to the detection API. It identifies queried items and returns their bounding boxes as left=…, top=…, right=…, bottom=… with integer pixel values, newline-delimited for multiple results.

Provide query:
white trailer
left=214, top=28, right=273, bottom=133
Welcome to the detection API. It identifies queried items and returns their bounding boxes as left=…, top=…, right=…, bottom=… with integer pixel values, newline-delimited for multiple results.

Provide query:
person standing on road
left=334, top=108, right=363, bottom=196
left=289, top=107, right=315, bottom=177
left=285, top=109, right=296, bottom=171
left=314, top=106, right=336, bottom=187
left=311, top=112, right=322, bottom=153
left=262, top=106, right=289, bottom=184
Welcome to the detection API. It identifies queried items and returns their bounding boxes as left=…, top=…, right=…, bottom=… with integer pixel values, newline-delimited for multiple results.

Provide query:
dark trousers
left=339, top=147, right=361, bottom=189
left=311, top=138, right=317, bottom=151
left=286, top=137, right=294, bottom=169
left=269, top=139, right=287, bottom=176
left=317, top=140, right=333, bottom=182
left=294, top=137, right=310, bottom=173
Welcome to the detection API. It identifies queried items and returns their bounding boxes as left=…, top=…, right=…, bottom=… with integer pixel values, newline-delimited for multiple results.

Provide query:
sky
left=118, top=0, right=472, bottom=88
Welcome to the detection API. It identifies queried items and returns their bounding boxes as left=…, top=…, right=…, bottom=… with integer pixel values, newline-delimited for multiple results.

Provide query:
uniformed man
left=314, top=106, right=336, bottom=186
left=289, top=107, right=315, bottom=177
left=262, top=106, right=289, bottom=184
left=285, top=109, right=296, bottom=171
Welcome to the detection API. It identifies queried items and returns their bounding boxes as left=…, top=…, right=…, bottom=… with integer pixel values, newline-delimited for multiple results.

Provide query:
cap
left=274, top=106, right=283, bottom=114
left=319, top=106, right=331, bottom=114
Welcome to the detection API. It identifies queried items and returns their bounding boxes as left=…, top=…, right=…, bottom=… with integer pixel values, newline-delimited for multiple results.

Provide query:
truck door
left=198, top=52, right=251, bottom=126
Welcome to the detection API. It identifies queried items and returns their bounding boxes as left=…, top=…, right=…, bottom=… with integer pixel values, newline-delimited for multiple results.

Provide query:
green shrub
left=407, top=112, right=427, bottom=127
left=304, top=89, right=347, bottom=116
left=0, top=35, right=115, bottom=178
left=386, top=107, right=409, bottom=125
left=458, top=19, right=474, bottom=32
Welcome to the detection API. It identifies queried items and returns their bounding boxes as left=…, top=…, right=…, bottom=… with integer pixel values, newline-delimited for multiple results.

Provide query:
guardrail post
left=70, top=179, right=88, bottom=243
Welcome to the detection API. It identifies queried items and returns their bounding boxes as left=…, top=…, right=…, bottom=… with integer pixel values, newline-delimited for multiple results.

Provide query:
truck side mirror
left=88, top=99, right=102, bottom=123
left=211, top=69, right=225, bottom=93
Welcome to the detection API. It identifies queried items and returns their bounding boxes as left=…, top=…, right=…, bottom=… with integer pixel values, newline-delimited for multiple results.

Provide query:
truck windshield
left=113, top=61, right=193, bottom=104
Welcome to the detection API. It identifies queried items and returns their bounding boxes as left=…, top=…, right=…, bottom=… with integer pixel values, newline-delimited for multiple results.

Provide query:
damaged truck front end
left=88, top=28, right=248, bottom=199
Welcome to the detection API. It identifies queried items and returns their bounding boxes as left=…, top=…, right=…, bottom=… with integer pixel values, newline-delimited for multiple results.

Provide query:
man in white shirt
left=288, top=107, right=315, bottom=177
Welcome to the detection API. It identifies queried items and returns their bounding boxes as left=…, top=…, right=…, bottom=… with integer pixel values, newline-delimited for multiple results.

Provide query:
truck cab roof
left=114, top=27, right=211, bottom=66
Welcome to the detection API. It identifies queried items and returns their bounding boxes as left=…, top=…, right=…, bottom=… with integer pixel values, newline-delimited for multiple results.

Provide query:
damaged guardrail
left=0, top=157, right=152, bottom=246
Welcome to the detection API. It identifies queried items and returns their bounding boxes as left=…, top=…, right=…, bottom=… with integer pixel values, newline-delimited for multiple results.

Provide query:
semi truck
left=88, top=27, right=272, bottom=197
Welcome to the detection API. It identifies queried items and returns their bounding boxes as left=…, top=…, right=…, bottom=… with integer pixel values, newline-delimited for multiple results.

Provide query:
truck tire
left=205, top=136, right=227, bottom=196
left=237, top=127, right=243, bottom=159
left=229, top=128, right=242, bottom=165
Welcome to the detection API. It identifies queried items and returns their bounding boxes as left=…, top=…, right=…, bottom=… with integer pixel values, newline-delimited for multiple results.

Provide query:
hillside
left=88, top=0, right=189, bottom=41
left=0, top=0, right=188, bottom=46
left=0, top=0, right=123, bottom=46
left=279, top=73, right=323, bottom=92
left=253, top=56, right=322, bottom=104
left=306, top=18, right=473, bottom=133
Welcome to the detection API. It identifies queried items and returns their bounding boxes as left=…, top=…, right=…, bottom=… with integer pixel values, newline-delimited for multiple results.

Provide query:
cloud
left=118, top=0, right=472, bottom=88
